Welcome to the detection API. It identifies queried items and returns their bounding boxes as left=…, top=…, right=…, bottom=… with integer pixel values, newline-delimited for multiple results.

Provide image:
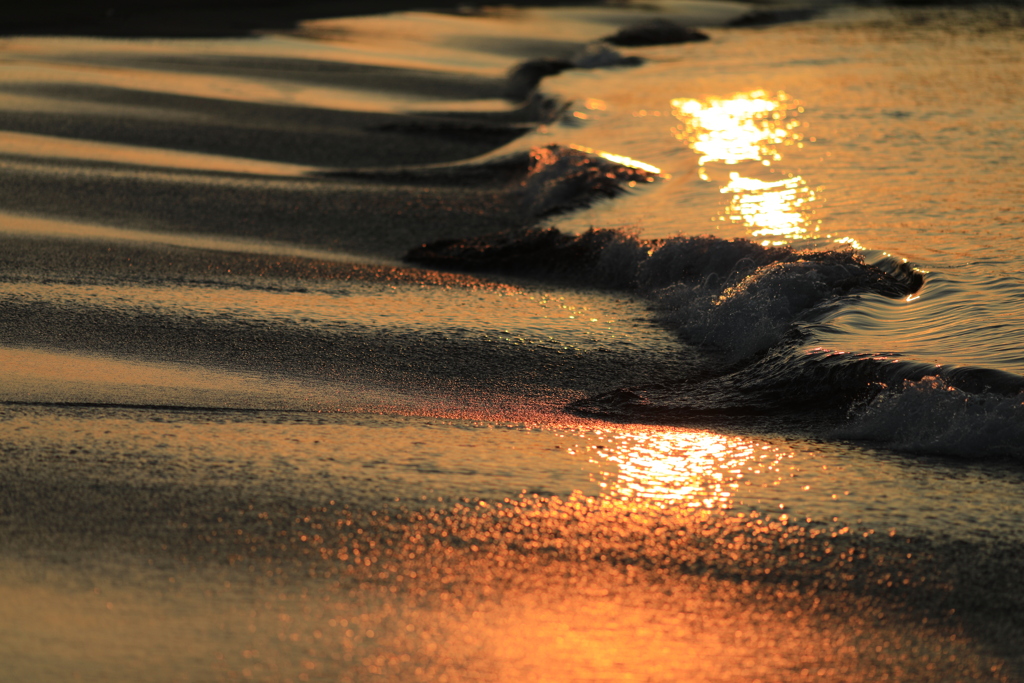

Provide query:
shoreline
left=2, top=1, right=1024, bottom=680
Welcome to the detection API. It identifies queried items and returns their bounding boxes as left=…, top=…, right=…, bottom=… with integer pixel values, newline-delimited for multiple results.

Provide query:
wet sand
left=3, top=403, right=1023, bottom=681
left=2, top=1, right=1023, bottom=681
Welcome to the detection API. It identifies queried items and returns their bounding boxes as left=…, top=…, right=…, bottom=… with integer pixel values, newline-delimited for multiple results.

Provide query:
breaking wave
left=407, top=227, right=1024, bottom=459
left=408, top=227, right=919, bottom=359
left=834, top=376, right=1024, bottom=459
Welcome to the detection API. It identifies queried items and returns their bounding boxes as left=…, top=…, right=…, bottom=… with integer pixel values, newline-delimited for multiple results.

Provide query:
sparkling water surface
left=547, top=5, right=1024, bottom=375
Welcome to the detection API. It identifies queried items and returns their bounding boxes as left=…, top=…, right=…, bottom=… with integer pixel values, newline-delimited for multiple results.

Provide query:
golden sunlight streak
left=671, top=90, right=818, bottom=243
left=582, top=429, right=773, bottom=509
left=671, top=90, right=802, bottom=171
left=721, top=172, right=817, bottom=240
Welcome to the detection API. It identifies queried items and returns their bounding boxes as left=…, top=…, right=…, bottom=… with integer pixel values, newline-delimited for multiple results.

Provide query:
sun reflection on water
left=671, top=90, right=819, bottom=243
left=722, top=172, right=817, bottom=240
left=581, top=429, right=780, bottom=509
left=671, top=90, right=800, bottom=169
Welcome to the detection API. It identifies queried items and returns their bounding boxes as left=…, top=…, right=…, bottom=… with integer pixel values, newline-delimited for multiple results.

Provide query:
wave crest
left=522, top=146, right=657, bottom=217
left=408, top=227, right=919, bottom=362
left=401, top=226, right=1024, bottom=459
left=836, top=376, right=1024, bottom=458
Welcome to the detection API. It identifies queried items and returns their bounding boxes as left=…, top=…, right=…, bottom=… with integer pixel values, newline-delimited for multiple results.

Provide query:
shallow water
left=548, top=5, right=1024, bottom=378
left=1, top=2, right=1024, bottom=681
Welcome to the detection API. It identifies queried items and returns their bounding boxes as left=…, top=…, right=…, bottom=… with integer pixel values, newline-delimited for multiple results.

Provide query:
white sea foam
left=409, top=221, right=913, bottom=364
left=521, top=146, right=656, bottom=216
left=586, top=231, right=899, bottom=362
left=836, top=376, right=1024, bottom=459
left=648, top=255, right=844, bottom=359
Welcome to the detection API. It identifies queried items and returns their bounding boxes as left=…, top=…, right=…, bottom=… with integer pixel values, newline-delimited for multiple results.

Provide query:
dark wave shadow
left=52, top=53, right=509, bottom=100
left=0, top=83, right=528, bottom=167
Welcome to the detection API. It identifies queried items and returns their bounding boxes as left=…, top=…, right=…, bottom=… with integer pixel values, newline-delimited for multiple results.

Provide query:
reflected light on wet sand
left=672, top=90, right=818, bottom=243
left=579, top=428, right=772, bottom=509
left=0, top=409, right=1010, bottom=681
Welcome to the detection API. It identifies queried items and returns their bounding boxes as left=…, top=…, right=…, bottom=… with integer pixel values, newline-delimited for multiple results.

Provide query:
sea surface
left=1, top=2, right=1023, bottom=681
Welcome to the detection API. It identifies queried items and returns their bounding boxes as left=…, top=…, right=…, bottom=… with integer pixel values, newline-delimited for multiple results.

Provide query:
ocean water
left=2, top=2, right=1024, bottom=681
left=513, top=5, right=1024, bottom=453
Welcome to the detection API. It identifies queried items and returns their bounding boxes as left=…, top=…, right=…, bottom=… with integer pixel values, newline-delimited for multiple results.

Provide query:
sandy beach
left=2, top=0, right=1024, bottom=680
